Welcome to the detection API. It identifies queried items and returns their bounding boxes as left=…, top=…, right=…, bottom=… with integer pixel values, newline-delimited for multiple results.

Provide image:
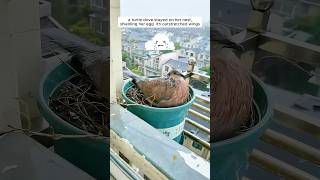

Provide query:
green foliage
left=189, top=79, right=209, bottom=91
left=129, top=39, right=138, bottom=43
left=81, top=4, right=92, bottom=17
left=308, top=35, right=320, bottom=45
left=122, top=51, right=130, bottom=61
left=284, top=15, right=320, bottom=45
left=285, top=16, right=320, bottom=33
left=200, top=66, right=210, bottom=75
left=122, top=51, right=132, bottom=67
left=160, top=50, right=173, bottom=54
left=51, top=2, right=105, bottom=46
left=69, top=19, right=106, bottom=46
left=174, top=42, right=181, bottom=50
left=62, top=4, right=90, bottom=27
left=158, top=43, right=182, bottom=54
left=129, top=64, right=144, bottom=76
left=202, top=25, right=210, bottom=37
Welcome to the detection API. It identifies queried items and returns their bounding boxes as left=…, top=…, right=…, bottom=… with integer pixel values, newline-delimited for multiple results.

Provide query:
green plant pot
left=211, top=75, right=273, bottom=180
left=122, top=80, right=196, bottom=143
left=37, top=64, right=108, bottom=180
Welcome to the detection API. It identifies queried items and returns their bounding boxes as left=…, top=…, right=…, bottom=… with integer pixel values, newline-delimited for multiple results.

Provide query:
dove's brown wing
left=136, top=78, right=175, bottom=104
left=156, top=76, right=189, bottom=107
left=137, top=76, right=189, bottom=107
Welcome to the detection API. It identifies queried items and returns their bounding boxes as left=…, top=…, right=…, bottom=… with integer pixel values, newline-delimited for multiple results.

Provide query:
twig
left=2, top=125, right=104, bottom=140
left=49, top=75, right=108, bottom=136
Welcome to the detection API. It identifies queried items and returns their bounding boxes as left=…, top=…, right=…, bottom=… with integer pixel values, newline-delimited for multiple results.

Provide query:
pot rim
left=212, top=73, right=273, bottom=147
left=38, top=64, right=109, bottom=140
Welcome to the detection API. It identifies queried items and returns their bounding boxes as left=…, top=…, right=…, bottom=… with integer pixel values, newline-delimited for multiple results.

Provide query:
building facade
left=89, top=0, right=108, bottom=36
left=161, top=56, right=189, bottom=76
left=48, top=0, right=89, bottom=27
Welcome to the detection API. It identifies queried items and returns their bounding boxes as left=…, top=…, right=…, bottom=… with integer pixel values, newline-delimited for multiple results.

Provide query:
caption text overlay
left=118, top=16, right=202, bottom=28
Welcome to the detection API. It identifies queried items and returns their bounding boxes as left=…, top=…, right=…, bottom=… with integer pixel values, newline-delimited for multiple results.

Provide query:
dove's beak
left=219, top=39, right=244, bottom=52
left=228, top=41, right=245, bottom=52
left=183, top=72, right=193, bottom=79
left=213, top=39, right=245, bottom=52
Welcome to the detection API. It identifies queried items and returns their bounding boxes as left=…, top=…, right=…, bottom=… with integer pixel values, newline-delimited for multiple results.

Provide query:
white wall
left=110, top=0, right=123, bottom=103
left=0, top=0, right=42, bottom=130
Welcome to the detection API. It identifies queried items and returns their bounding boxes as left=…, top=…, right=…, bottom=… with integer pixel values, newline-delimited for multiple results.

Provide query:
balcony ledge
left=110, top=103, right=210, bottom=179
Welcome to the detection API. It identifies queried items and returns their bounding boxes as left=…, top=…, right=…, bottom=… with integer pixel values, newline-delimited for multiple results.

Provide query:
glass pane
left=48, top=0, right=107, bottom=46
left=212, top=0, right=251, bottom=29
left=268, top=0, right=320, bottom=46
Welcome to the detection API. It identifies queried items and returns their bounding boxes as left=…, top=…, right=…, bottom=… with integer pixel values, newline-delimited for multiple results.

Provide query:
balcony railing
left=184, top=91, right=211, bottom=159
left=110, top=103, right=210, bottom=179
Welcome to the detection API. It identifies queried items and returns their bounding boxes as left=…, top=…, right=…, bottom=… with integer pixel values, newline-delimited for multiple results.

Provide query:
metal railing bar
left=250, top=149, right=319, bottom=180
left=195, top=95, right=210, bottom=105
left=192, top=102, right=210, bottom=114
left=261, top=129, right=320, bottom=165
left=190, top=72, right=210, bottom=83
left=185, top=118, right=210, bottom=134
left=183, top=130, right=210, bottom=149
left=188, top=109, right=210, bottom=122
left=273, top=104, right=320, bottom=140
left=258, top=32, right=320, bottom=66
left=110, top=149, right=143, bottom=180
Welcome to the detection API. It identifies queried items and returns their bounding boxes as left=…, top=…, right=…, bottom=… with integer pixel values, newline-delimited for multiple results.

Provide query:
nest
left=49, top=75, right=109, bottom=137
left=126, top=85, right=151, bottom=106
left=212, top=56, right=255, bottom=142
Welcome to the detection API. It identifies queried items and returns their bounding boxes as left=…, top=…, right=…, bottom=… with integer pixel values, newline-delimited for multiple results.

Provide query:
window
left=200, top=54, right=204, bottom=59
left=165, top=66, right=169, bottom=72
left=212, top=0, right=250, bottom=28
left=102, top=21, right=107, bottom=34
left=267, top=0, right=320, bottom=46
left=190, top=53, right=194, bottom=57
left=186, top=52, right=189, bottom=55
left=92, top=18, right=107, bottom=35
left=154, top=60, right=159, bottom=69
left=97, top=20, right=106, bottom=35
left=94, top=18, right=100, bottom=31
left=92, top=0, right=105, bottom=8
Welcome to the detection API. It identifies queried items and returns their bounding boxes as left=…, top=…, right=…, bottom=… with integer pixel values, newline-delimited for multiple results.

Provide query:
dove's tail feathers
left=41, top=28, right=109, bottom=61
left=131, top=78, right=138, bottom=86
left=41, top=28, right=99, bottom=51
left=123, top=67, right=142, bottom=85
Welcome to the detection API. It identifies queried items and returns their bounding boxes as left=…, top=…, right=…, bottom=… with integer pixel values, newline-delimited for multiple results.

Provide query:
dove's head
left=168, top=69, right=193, bottom=84
left=168, top=69, right=184, bottom=77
